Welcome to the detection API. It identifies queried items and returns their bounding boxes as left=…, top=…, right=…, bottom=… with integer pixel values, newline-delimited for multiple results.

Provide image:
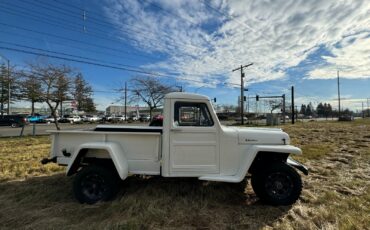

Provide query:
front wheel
left=73, top=165, right=119, bottom=204
left=251, top=162, right=302, bottom=205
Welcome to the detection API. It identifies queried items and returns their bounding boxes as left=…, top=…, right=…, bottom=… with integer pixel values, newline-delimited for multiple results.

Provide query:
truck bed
left=48, top=125, right=162, bottom=175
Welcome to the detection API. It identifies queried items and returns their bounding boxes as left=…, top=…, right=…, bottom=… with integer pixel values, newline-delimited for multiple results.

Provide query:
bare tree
left=30, top=63, right=72, bottom=130
left=267, top=99, right=282, bottom=113
left=130, top=76, right=175, bottom=119
left=18, top=72, right=43, bottom=116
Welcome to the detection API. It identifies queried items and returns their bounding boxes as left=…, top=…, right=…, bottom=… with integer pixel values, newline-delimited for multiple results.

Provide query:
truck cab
left=44, top=92, right=308, bottom=205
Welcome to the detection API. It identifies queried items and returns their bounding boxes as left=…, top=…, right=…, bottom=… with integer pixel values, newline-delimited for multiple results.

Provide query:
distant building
left=105, top=105, right=147, bottom=116
left=105, top=105, right=164, bottom=116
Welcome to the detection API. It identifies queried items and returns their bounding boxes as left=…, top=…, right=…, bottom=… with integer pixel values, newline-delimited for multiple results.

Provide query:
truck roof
left=165, top=92, right=209, bottom=100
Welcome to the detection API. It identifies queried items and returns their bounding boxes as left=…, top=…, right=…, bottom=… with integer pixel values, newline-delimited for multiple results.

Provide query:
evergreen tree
left=0, top=64, right=18, bottom=115
left=300, top=104, right=306, bottom=115
left=306, top=102, right=313, bottom=116
left=73, top=73, right=95, bottom=113
left=317, top=103, right=324, bottom=117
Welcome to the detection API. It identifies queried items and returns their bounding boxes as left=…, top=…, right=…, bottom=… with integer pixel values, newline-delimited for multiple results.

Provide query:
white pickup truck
left=43, top=92, right=308, bottom=205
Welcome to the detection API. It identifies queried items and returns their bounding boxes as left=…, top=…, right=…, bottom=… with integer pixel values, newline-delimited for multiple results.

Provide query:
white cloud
left=104, top=0, right=370, bottom=86
left=308, top=34, right=370, bottom=79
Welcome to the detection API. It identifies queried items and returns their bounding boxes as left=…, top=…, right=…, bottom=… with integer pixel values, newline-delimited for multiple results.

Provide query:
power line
left=5, top=1, right=176, bottom=48
left=0, top=29, right=151, bottom=63
left=0, top=22, right=155, bottom=61
left=1, top=29, right=235, bottom=86
left=0, top=45, right=226, bottom=86
left=0, top=46, right=164, bottom=75
left=25, top=0, right=203, bottom=53
left=0, top=41, right=148, bottom=71
left=0, top=7, right=167, bottom=59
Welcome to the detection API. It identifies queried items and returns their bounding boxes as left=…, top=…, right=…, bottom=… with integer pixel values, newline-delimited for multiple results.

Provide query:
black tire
left=251, top=162, right=302, bottom=206
left=73, top=165, right=119, bottom=204
left=11, top=123, right=18, bottom=128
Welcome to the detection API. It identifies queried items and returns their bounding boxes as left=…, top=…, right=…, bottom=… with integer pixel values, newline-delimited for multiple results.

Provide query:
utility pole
left=362, top=102, right=364, bottom=118
left=124, top=81, right=127, bottom=122
left=232, top=63, right=253, bottom=125
left=337, top=70, right=341, bottom=118
left=291, top=86, right=295, bottom=124
left=367, top=98, right=369, bottom=117
left=282, top=94, right=286, bottom=124
left=247, top=94, right=250, bottom=115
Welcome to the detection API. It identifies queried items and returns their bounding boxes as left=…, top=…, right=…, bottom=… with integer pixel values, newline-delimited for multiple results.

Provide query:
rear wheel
left=73, top=165, right=119, bottom=204
left=10, top=123, right=18, bottom=128
left=251, top=162, right=302, bottom=205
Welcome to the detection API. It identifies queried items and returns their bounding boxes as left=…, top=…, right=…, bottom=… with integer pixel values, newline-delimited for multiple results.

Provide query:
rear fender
left=66, top=142, right=128, bottom=180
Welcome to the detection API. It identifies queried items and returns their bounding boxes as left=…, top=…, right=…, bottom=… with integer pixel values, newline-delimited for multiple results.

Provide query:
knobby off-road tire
left=73, top=165, right=119, bottom=204
left=251, top=162, right=302, bottom=206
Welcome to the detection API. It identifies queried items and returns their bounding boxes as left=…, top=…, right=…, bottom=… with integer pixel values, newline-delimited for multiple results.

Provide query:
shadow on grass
left=0, top=174, right=291, bottom=229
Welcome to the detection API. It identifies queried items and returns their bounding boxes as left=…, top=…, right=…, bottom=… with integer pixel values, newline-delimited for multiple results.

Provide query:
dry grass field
left=0, top=120, right=369, bottom=229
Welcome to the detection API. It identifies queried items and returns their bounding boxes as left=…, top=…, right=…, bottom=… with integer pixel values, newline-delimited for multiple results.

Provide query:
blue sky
left=0, top=0, right=369, bottom=111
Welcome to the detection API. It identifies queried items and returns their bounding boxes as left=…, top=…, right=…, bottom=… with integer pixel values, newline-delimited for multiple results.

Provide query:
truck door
left=169, top=101, right=219, bottom=175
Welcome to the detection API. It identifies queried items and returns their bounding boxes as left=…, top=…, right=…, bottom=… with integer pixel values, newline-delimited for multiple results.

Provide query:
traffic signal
left=243, top=96, right=246, bottom=101
left=256, top=95, right=259, bottom=101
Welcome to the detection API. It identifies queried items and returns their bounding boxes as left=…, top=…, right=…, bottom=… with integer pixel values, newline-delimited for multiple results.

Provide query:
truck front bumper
left=287, top=157, right=309, bottom=175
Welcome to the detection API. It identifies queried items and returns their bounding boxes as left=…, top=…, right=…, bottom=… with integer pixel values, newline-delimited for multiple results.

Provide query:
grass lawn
left=0, top=119, right=369, bottom=229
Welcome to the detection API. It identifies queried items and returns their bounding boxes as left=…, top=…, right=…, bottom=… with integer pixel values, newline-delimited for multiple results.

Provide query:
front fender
left=66, top=142, right=128, bottom=180
left=250, top=145, right=302, bottom=155
left=240, top=145, right=303, bottom=179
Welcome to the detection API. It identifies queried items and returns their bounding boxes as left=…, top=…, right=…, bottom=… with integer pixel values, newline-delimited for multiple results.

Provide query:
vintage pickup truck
left=43, top=92, right=308, bottom=205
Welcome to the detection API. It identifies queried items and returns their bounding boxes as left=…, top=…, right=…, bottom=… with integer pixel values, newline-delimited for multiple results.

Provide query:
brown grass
left=0, top=119, right=370, bottom=229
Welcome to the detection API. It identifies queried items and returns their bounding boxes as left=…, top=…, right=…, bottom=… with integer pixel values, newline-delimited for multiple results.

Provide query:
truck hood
left=234, top=127, right=290, bottom=145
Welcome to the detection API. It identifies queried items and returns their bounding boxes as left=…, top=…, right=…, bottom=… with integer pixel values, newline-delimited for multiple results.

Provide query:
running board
left=198, top=175, right=243, bottom=183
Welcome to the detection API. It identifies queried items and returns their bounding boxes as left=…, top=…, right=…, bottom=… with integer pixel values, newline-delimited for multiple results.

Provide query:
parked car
left=129, top=115, right=139, bottom=121
left=83, top=115, right=102, bottom=122
left=27, top=114, right=48, bottom=123
left=149, top=114, right=163, bottom=126
left=111, top=115, right=126, bottom=122
left=68, top=116, right=82, bottom=124
left=44, top=116, right=58, bottom=123
left=0, top=114, right=28, bottom=127
left=339, top=115, right=354, bottom=121
left=235, top=116, right=248, bottom=122
left=58, top=115, right=82, bottom=124
left=59, top=115, right=72, bottom=123
left=43, top=92, right=308, bottom=205
left=139, top=114, right=150, bottom=122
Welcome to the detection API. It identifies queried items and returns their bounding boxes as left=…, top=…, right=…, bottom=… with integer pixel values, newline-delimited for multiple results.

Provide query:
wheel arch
left=248, top=151, right=290, bottom=174
left=247, top=144, right=302, bottom=175
left=66, top=142, right=129, bottom=180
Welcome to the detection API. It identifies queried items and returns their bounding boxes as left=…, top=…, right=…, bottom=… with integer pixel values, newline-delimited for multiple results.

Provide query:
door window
left=174, top=102, right=214, bottom=126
